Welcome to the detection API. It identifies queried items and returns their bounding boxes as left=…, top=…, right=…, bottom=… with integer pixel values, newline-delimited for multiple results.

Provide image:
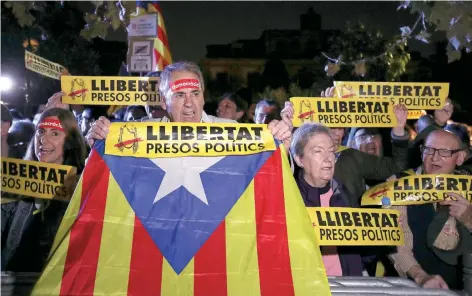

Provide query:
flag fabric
left=32, top=140, right=330, bottom=296
left=136, top=1, right=172, bottom=71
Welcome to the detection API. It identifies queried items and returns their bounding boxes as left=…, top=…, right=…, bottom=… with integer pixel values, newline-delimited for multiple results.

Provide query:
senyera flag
left=32, top=140, right=330, bottom=296
left=136, top=0, right=172, bottom=71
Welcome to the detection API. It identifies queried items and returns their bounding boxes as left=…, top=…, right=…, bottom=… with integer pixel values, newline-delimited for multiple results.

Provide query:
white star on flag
left=151, top=156, right=224, bottom=205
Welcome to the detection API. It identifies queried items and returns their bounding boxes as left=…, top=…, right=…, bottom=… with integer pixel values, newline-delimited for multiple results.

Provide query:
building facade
left=201, top=8, right=340, bottom=86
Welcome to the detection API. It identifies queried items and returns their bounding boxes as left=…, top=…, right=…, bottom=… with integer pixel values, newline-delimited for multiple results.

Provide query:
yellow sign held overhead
left=61, top=76, right=161, bottom=106
left=25, top=50, right=68, bottom=80
left=407, top=110, right=427, bottom=120
left=361, top=174, right=472, bottom=206
left=307, top=207, right=404, bottom=246
left=1, top=158, right=77, bottom=201
left=291, top=97, right=397, bottom=128
left=333, top=81, right=449, bottom=110
left=105, top=122, right=277, bottom=158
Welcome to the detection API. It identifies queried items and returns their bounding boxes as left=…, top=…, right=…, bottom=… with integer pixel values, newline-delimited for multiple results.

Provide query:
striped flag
left=136, top=1, right=172, bottom=71
left=32, top=139, right=330, bottom=295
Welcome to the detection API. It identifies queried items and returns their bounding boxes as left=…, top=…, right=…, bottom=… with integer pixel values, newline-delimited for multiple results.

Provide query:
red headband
left=169, top=79, right=200, bottom=92
left=38, top=117, right=64, bottom=132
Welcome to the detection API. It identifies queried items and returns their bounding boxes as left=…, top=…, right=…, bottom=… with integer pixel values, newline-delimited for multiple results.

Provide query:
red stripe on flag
left=153, top=49, right=160, bottom=71
left=254, top=148, right=295, bottom=296
left=150, top=3, right=162, bottom=13
left=153, top=49, right=170, bottom=71
left=158, top=26, right=170, bottom=48
left=194, top=221, right=227, bottom=296
left=128, top=216, right=164, bottom=296
left=60, top=150, right=110, bottom=295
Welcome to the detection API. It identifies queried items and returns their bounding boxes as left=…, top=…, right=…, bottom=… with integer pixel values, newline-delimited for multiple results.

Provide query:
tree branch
left=321, top=13, right=423, bottom=67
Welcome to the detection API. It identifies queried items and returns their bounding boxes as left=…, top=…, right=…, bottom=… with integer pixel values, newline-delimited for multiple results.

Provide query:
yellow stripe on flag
left=93, top=174, right=135, bottom=295
left=31, top=177, right=84, bottom=295
left=280, top=145, right=331, bottom=296
left=153, top=38, right=172, bottom=63
left=225, top=180, right=261, bottom=296
left=161, top=258, right=195, bottom=296
left=32, top=233, right=72, bottom=295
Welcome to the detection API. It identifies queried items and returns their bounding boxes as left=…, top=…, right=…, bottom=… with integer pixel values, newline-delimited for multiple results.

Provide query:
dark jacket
left=455, top=156, right=472, bottom=176
left=396, top=168, right=471, bottom=289
left=295, top=171, right=363, bottom=276
left=1, top=199, right=68, bottom=272
left=334, top=131, right=410, bottom=207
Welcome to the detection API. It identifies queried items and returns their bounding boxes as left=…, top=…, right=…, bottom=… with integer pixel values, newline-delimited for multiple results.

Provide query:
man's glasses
left=421, top=145, right=463, bottom=158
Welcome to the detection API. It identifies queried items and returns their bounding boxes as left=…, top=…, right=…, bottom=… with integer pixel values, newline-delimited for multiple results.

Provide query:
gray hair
left=290, top=123, right=333, bottom=157
left=159, top=61, right=205, bottom=102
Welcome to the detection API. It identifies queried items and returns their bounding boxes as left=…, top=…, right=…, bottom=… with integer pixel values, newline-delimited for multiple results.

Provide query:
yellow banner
left=25, top=50, right=68, bottom=80
left=333, top=81, right=449, bottom=110
left=105, top=122, right=277, bottom=158
left=407, top=110, right=426, bottom=120
left=307, top=207, right=404, bottom=246
left=291, top=97, right=397, bottom=128
left=61, top=76, right=161, bottom=106
left=361, top=174, right=472, bottom=206
left=1, top=158, right=77, bottom=201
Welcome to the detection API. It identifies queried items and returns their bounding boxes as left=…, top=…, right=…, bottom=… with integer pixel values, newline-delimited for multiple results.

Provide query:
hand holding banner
left=25, top=50, right=68, bottom=80
left=1, top=158, right=77, bottom=201
left=333, top=81, right=449, bottom=110
left=61, top=76, right=161, bottom=106
left=361, top=174, right=472, bottom=206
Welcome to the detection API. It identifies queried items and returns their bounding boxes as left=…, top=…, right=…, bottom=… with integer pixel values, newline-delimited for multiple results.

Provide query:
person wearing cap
left=7, top=120, right=35, bottom=159
left=86, top=61, right=293, bottom=149
left=389, top=129, right=472, bottom=290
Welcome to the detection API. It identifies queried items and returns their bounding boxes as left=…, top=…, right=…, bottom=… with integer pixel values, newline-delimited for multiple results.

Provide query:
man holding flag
left=32, top=61, right=330, bottom=296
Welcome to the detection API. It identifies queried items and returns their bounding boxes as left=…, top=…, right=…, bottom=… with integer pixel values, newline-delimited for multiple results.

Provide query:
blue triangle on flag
left=94, top=138, right=277, bottom=274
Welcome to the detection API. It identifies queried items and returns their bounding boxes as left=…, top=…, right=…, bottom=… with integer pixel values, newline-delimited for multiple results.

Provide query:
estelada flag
left=32, top=140, right=330, bottom=295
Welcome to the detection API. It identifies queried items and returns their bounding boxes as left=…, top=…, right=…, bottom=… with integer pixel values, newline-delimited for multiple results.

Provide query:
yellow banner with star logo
left=290, top=97, right=397, bottom=128
left=105, top=122, right=277, bottom=158
left=361, top=174, right=472, bottom=206
left=333, top=81, right=449, bottom=110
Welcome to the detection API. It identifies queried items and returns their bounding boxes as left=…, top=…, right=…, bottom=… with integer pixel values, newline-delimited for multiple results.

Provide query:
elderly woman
left=291, top=123, right=363, bottom=276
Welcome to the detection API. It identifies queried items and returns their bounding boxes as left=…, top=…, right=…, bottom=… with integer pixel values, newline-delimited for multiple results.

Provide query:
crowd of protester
left=1, top=61, right=471, bottom=293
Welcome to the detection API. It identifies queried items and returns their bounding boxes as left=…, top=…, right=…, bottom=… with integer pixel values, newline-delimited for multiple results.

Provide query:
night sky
left=105, top=1, right=437, bottom=62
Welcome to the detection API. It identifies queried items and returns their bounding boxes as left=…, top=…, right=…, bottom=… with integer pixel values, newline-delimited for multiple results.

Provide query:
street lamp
left=0, top=76, right=13, bottom=92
